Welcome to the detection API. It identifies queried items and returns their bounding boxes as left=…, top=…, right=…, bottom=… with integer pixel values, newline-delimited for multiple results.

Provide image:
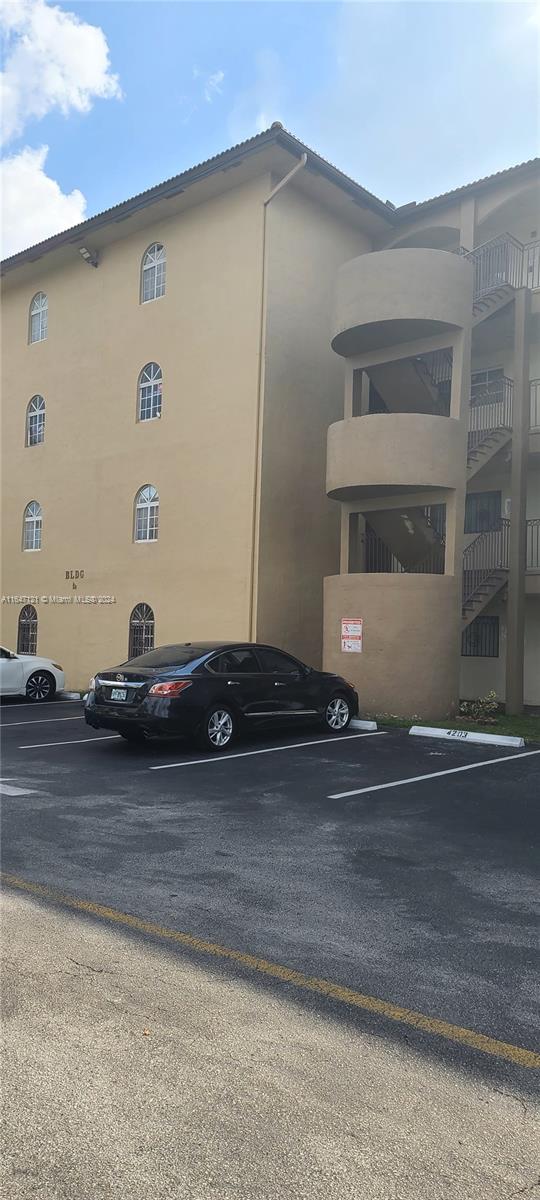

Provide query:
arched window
left=26, top=395, right=45, bottom=445
left=17, top=604, right=38, bottom=654
left=141, top=243, right=166, bottom=303
left=29, top=292, right=48, bottom=342
left=129, top=603, right=155, bottom=658
left=23, top=501, right=42, bottom=550
left=138, top=363, right=162, bottom=421
left=134, top=485, right=159, bottom=542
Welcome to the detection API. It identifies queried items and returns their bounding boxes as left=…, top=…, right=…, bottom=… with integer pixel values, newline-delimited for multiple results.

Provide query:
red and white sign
left=341, top=617, right=363, bottom=653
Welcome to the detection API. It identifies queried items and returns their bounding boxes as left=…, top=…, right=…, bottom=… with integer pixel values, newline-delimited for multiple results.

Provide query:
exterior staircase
left=467, top=377, right=513, bottom=479
left=462, top=521, right=509, bottom=627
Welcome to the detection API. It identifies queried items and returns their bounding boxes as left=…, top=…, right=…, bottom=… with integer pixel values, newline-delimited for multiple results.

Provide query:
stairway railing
left=530, top=380, right=540, bottom=430
left=468, top=377, right=513, bottom=451
left=527, top=519, right=540, bottom=570
left=460, top=234, right=540, bottom=299
left=462, top=520, right=510, bottom=604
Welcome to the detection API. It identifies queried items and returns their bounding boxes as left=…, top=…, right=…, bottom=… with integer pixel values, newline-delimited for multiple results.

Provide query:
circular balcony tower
left=323, top=248, right=474, bottom=720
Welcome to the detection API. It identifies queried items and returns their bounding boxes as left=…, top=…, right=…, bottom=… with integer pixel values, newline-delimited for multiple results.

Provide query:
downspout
left=248, top=152, right=308, bottom=640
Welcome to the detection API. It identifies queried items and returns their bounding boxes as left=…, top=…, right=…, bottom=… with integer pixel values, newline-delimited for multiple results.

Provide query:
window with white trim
left=29, top=292, right=48, bottom=342
left=141, top=244, right=166, bottom=302
left=134, top=486, right=159, bottom=541
left=18, top=604, right=38, bottom=654
left=129, top=603, right=155, bottom=657
left=23, top=501, right=42, bottom=550
left=138, top=363, right=162, bottom=421
left=26, top=395, right=45, bottom=445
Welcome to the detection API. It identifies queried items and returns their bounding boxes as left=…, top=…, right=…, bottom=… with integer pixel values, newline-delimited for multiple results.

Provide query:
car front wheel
left=199, top=705, right=236, bottom=752
left=324, top=694, right=351, bottom=733
left=25, top=671, right=56, bottom=702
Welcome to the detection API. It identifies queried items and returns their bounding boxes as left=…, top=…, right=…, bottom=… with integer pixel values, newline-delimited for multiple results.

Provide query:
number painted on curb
left=447, top=730, right=469, bottom=739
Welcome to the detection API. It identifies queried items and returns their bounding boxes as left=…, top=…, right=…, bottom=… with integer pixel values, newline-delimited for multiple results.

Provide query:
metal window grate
left=462, top=615, right=499, bottom=658
left=17, top=605, right=38, bottom=654
left=129, top=603, right=155, bottom=658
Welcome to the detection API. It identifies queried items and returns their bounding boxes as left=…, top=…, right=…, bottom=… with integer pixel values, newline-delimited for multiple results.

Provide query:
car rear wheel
left=25, top=671, right=56, bottom=702
left=199, top=705, right=236, bottom=752
left=324, top=694, right=351, bottom=733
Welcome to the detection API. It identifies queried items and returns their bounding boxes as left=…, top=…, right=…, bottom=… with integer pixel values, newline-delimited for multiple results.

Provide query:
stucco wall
left=255, top=184, right=368, bottom=667
left=1, top=175, right=267, bottom=687
left=324, top=573, right=461, bottom=719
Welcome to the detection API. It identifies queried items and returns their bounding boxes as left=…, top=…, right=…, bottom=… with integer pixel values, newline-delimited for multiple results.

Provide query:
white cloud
left=0, top=0, right=121, bottom=146
left=1, top=144, right=86, bottom=257
left=204, top=69, right=224, bottom=103
left=192, top=66, right=225, bottom=105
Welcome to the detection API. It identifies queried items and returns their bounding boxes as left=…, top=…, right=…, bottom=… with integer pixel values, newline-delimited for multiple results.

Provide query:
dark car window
left=257, top=648, right=302, bottom=674
left=125, top=646, right=204, bottom=669
left=207, top=649, right=260, bottom=674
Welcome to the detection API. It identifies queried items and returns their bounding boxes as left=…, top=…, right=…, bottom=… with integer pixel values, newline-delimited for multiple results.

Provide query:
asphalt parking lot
left=2, top=698, right=540, bottom=1198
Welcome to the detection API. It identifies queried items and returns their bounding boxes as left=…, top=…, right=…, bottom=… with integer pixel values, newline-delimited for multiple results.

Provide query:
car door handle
left=274, top=682, right=286, bottom=687
left=226, top=680, right=239, bottom=686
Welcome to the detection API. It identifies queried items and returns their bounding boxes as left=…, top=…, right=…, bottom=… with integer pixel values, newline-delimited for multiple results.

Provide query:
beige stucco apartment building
left=1, top=125, right=539, bottom=716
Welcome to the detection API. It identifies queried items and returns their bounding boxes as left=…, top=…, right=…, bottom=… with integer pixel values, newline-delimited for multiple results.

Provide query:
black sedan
left=84, top=642, right=359, bottom=750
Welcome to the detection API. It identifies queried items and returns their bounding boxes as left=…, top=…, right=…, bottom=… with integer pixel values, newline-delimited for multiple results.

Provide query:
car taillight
left=149, top=680, right=193, bottom=696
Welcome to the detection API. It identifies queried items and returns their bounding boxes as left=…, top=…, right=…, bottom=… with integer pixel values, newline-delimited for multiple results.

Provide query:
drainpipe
left=248, top=151, right=308, bottom=640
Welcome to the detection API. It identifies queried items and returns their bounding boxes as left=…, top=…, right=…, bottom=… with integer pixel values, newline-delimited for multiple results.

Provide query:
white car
left=0, top=647, right=65, bottom=701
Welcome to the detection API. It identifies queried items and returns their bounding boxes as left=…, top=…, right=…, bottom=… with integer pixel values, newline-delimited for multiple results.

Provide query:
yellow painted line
left=2, top=871, right=539, bottom=1070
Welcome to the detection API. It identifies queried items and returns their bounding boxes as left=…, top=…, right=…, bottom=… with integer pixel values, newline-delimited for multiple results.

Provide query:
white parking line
left=328, top=749, right=540, bottom=799
left=0, top=699, right=81, bottom=710
left=2, top=716, right=84, bottom=729
left=149, top=730, right=386, bottom=771
left=0, top=780, right=39, bottom=796
left=19, top=735, right=120, bottom=749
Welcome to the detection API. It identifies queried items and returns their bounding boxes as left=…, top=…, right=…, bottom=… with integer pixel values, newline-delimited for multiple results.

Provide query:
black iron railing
left=468, top=377, right=513, bottom=451
left=525, top=240, right=540, bottom=291
left=365, top=514, right=445, bottom=576
left=527, top=519, right=540, bottom=570
left=530, top=380, right=540, bottom=430
left=460, top=235, right=540, bottom=299
left=462, top=520, right=510, bottom=603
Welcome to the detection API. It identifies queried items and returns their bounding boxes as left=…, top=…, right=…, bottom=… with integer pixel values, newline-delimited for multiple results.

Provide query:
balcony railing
left=527, top=519, right=540, bottom=570
left=468, top=377, right=513, bottom=450
left=531, top=380, right=540, bottom=430
left=460, top=235, right=540, bottom=299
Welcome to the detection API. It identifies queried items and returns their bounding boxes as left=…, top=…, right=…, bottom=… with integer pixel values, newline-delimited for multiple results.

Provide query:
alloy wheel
left=207, top=709, right=234, bottom=748
left=26, top=672, right=53, bottom=702
left=326, top=697, right=350, bottom=730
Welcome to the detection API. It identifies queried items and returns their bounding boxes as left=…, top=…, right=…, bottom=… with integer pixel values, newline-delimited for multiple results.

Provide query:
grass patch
left=373, top=712, right=540, bottom=743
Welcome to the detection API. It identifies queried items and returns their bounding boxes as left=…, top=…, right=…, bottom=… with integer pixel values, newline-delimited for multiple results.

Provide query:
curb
left=61, top=692, right=83, bottom=700
left=350, top=719, right=378, bottom=732
left=409, top=725, right=525, bottom=750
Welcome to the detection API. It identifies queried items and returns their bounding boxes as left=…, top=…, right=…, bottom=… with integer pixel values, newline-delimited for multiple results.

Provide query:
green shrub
left=459, top=691, right=500, bottom=723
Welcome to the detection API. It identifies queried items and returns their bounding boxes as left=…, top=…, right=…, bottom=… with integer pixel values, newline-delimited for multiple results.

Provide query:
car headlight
left=88, top=676, right=96, bottom=690
left=52, top=663, right=63, bottom=671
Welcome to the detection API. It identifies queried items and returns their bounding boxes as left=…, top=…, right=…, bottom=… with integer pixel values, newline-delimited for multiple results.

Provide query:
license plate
left=110, top=687, right=127, bottom=701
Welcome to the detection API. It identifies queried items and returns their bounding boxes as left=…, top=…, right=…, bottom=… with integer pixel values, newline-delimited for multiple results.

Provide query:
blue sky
left=1, top=1, right=538, bottom=255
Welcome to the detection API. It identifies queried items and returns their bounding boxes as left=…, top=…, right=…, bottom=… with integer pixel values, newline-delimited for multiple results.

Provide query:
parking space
left=2, top=698, right=540, bottom=1077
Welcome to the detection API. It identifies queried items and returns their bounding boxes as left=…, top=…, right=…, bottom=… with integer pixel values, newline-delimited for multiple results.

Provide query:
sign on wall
left=341, top=617, right=363, bottom=653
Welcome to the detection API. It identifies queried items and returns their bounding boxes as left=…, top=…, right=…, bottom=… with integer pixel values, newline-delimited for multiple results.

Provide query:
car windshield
left=124, top=646, right=206, bottom=669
